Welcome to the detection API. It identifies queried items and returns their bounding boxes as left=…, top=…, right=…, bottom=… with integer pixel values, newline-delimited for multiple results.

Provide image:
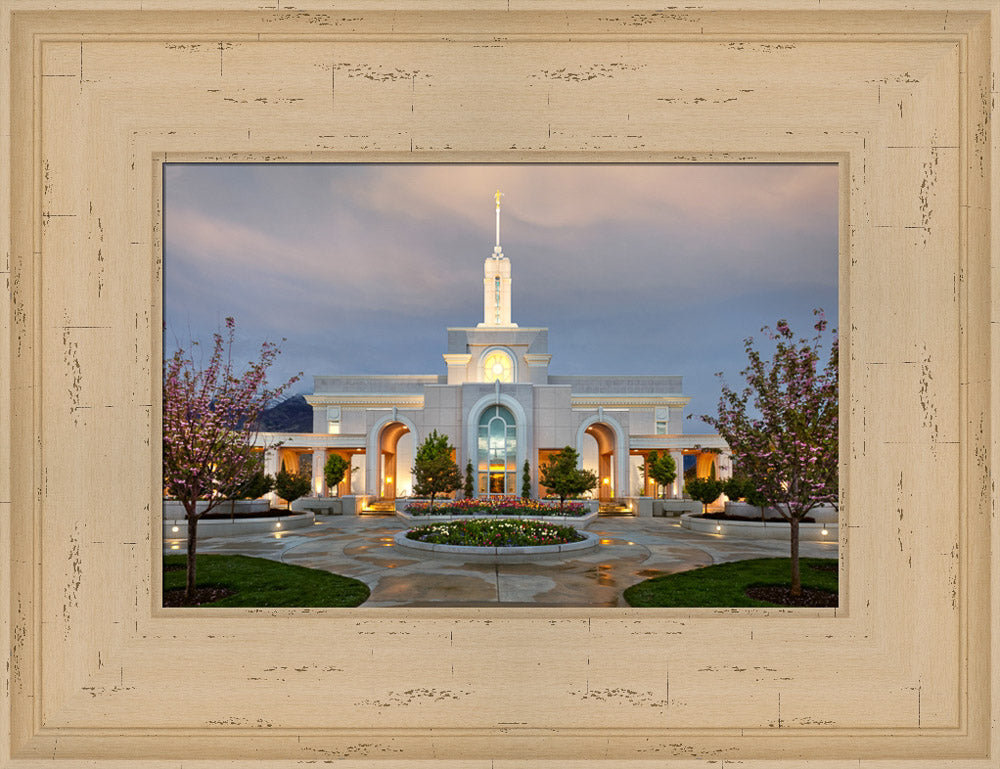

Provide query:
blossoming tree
left=702, top=311, right=838, bottom=596
left=163, top=318, right=300, bottom=599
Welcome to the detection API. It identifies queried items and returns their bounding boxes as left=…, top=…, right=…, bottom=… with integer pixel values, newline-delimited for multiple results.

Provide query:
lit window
left=478, top=404, right=516, bottom=496
left=482, top=349, right=513, bottom=383
left=327, top=406, right=341, bottom=434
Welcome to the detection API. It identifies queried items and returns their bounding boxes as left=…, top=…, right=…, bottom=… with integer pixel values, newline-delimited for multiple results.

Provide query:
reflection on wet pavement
left=167, top=515, right=838, bottom=607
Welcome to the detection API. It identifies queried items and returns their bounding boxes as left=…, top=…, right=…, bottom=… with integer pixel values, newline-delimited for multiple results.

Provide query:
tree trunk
left=428, top=492, right=435, bottom=513
left=185, top=509, right=199, bottom=600
left=789, top=516, right=801, bottom=596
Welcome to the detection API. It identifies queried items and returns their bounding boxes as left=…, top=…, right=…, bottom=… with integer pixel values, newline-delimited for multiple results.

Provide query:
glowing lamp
left=171, top=525, right=179, bottom=533
left=715, top=524, right=722, bottom=532
left=821, top=529, right=829, bottom=536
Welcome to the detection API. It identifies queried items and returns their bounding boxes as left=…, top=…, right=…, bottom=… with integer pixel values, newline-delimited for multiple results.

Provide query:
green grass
left=163, top=554, right=370, bottom=607
left=622, top=557, right=838, bottom=608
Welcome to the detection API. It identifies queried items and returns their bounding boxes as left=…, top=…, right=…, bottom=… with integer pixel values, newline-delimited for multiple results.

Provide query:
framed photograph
left=2, top=3, right=996, bottom=766
left=160, top=161, right=841, bottom=611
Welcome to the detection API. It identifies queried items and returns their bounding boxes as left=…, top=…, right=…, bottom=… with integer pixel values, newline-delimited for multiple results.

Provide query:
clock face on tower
left=482, top=349, right=513, bottom=383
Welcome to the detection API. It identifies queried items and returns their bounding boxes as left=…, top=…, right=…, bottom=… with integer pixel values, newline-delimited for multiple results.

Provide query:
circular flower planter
left=394, top=518, right=599, bottom=562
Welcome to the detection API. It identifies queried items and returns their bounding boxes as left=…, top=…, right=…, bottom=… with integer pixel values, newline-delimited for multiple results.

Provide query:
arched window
left=482, top=348, right=513, bottom=383
left=477, top=404, right=516, bottom=496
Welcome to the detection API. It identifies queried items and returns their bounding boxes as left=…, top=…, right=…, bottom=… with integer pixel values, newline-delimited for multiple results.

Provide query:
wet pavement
left=164, top=515, right=838, bottom=607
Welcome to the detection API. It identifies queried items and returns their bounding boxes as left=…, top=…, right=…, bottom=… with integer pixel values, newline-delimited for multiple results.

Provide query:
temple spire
left=494, top=189, right=503, bottom=253
left=479, top=190, right=516, bottom=328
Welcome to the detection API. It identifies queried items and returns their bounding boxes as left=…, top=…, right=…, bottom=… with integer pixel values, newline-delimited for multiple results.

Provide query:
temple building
left=260, top=192, right=730, bottom=506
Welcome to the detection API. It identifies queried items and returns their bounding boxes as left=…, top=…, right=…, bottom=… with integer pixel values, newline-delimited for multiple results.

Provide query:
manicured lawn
left=163, top=554, right=370, bottom=607
left=623, top=557, right=838, bottom=608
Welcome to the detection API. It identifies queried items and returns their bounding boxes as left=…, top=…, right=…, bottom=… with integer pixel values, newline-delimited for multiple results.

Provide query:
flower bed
left=405, top=518, right=585, bottom=547
left=405, top=496, right=588, bottom=517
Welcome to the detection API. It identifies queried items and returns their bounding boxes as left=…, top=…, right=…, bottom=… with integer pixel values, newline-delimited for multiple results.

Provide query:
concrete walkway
left=165, top=515, right=838, bottom=607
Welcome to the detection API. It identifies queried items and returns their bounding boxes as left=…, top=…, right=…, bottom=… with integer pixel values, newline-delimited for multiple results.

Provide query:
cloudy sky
left=163, top=164, right=838, bottom=432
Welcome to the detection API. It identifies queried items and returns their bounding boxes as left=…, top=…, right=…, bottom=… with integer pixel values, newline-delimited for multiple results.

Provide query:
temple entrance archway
left=370, top=420, right=415, bottom=500
left=584, top=422, right=618, bottom=502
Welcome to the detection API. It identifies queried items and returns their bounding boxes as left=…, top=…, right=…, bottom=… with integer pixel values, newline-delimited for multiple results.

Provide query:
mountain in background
left=257, top=394, right=313, bottom=433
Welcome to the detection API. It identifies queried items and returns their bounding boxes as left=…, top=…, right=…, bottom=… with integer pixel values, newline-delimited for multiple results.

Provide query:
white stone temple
left=260, top=191, right=730, bottom=505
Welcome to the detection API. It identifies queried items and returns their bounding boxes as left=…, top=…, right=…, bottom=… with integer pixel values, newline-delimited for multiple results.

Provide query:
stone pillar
left=312, top=448, right=327, bottom=497
left=263, top=448, right=280, bottom=477
left=671, top=451, right=685, bottom=498
left=718, top=451, right=733, bottom=480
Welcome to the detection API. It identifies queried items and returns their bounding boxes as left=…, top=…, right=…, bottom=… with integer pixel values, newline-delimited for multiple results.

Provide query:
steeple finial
left=494, top=189, right=503, bottom=251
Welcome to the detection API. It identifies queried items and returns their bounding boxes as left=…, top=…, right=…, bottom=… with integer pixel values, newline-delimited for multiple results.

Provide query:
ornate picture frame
left=2, top=3, right=996, bottom=766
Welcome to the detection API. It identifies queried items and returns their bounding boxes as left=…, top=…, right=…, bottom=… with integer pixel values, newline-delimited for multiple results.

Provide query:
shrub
left=275, top=468, right=311, bottom=508
left=539, top=446, right=597, bottom=511
left=411, top=430, right=463, bottom=511
left=233, top=470, right=274, bottom=500
left=686, top=477, right=724, bottom=514
left=323, top=454, right=350, bottom=495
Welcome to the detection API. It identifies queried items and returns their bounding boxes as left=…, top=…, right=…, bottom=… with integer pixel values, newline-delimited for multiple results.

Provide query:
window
left=655, top=406, right=669, bottom=435
left=482, top=349, right=513, bottom=383
left=326, top=406, right=341, bottom=434
left=477, top=405, right=516, bottom=496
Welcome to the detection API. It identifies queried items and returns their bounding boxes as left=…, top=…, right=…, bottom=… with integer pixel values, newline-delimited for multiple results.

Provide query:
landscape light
left=821, top=529, right=829, bottom=536
left=171, top=525, right=179, bottom=533
left=715, top=525, right=722, bottom=532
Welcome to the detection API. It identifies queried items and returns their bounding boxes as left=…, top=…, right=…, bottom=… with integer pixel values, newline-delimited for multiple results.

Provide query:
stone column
left=263, top=448, right=280, bottom=477
left=718, top=451, right=733, bottom=480
left=312, top=448, right=327, bottom=497
left=671, top=451, right=685, bottom=498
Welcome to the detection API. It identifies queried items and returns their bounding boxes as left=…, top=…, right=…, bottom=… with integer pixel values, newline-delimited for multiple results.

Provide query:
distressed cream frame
left=1, top=2, right=998, bottom=767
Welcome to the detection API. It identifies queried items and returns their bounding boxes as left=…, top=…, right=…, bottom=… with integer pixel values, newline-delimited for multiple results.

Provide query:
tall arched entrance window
left=478, top=404, right=516, bottom=496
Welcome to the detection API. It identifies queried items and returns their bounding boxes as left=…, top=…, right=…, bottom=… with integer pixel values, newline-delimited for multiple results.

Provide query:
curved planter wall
left=723, top=501, right=838, bottom=524
left=681, top=512, right=838, bottom=542
left=163, top=499, right=270, bottom=519
left=163, top=512, right=316, bottom=542
left=394, top=529, right=600, bottom=563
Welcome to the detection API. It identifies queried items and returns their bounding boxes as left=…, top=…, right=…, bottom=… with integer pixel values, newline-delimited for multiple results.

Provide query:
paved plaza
left=166, top=515, right=839, bottom=607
